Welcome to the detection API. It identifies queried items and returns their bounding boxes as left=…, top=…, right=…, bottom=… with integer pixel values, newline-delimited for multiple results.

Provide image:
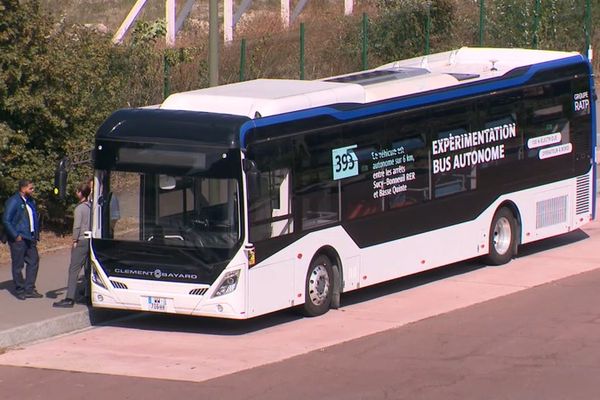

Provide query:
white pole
left=281, top=0, right=290, bottom=28
left=175, top=0, right=196, bottom=34
left=209, top=0, right=219, bottom=87
left=166, top=0, right=176, bottom=46
left=112, top=0, right=148, bottom=44
left=344, top=0, right=353, bottom=15
left=224, top=0, right=233, bottom=43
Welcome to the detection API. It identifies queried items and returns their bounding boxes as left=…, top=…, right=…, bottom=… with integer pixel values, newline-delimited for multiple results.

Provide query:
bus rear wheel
left=484, top=207, right=517, bottom=266
left=303, top=255, right=333, bottom=317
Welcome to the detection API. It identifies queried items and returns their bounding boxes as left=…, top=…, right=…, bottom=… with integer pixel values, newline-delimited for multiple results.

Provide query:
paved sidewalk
left=0, top=247, right=102, bottom=349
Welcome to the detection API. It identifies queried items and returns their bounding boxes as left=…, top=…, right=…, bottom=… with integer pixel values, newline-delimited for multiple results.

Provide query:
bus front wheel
left=303, top=255, right=333, bottom=317
left=484, top=207, right=517, bottom=266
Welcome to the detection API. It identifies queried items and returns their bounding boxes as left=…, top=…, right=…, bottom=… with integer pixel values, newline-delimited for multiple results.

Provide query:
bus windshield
left=95, top=143, right=243, bottom=250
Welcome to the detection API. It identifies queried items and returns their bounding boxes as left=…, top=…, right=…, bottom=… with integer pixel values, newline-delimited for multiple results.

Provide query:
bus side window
left=430, top=103, right=476, bottom=199
left=523, top=83, right=570, bottom=159
left=388, top=134, right=429, bottom=209
left=341, top=120, right=384, bottom=220
left=247, top=137, right=295, bottom=242
left=521, top=81, right=576, bottom=178
left=294, top=129, right=342, bottom=231
left=248, top=168, right=293, bottom=242
left=433, top=127, right=474, bottom=198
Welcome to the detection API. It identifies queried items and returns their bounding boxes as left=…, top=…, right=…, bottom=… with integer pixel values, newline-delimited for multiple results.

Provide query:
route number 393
left=332, top=145, right=359, bottom=180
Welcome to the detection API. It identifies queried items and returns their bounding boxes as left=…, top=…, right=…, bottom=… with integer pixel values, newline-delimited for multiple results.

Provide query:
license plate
left=145, top=296, right=169, bottom=312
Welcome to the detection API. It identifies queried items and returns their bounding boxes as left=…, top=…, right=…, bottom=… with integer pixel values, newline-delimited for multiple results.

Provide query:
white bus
left=83, top=47, right=596, bottom=318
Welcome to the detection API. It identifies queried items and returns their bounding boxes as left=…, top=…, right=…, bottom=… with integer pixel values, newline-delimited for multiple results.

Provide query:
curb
left=0, top=308, right=129, bottom=350
left=0, top=309, right=92, bottom=350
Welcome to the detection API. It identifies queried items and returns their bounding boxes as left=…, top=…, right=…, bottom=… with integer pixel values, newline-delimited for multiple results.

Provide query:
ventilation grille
left=189, top=288, right=208, bottom=296
left=536, top=195, right=567, bottom=229
left=110, top=280, right=128, bottom=289
left=576, top=175, right=590, bottom=215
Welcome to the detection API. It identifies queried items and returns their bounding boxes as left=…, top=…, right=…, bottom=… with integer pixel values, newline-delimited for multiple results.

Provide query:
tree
left=0, top=0, right=128, bottom=222
left=370, top=0, right=456, bottom=63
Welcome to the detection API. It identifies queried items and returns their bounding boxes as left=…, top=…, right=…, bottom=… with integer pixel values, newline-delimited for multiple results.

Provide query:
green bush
left=0, top=0, right=128, bottom=223
left=484, top=0, right=589, bottom=52
left=370, top=0, right=457, bottom=63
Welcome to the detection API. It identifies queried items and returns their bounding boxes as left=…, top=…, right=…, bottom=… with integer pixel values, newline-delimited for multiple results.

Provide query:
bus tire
left=303, top=255, right=333, bottom=317
left=484, top=207, right=517, bottom=266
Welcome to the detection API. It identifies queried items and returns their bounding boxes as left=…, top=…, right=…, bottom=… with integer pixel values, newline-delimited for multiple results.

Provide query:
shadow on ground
left=91, top=228, right=590, bottom=336
left=0, top=280, right=19, bottom=298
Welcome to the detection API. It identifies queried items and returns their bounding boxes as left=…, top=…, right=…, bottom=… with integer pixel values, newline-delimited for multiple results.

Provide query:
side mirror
left=159, top=175, right=176, bottom=190
left=242, top=158, right=258, bottom=173
left=53, top=158, right=69, bottom=198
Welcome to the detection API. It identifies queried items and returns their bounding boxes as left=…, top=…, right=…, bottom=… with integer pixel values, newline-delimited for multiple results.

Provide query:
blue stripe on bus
left=239, top=55, right=586, bottom=147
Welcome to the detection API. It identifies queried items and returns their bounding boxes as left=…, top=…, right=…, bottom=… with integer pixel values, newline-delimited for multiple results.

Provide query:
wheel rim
left=492, top=216, right=512, bottom=255
left=308, top=264, right=330, bottom=306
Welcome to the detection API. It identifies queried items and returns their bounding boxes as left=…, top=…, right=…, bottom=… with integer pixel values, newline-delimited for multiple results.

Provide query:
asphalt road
left=0, top=261, right=599, bottom=399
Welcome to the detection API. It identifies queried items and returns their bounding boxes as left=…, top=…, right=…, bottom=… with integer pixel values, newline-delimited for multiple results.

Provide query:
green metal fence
left=479, top=0, right=592, bottom=54
left=161, top=0, right=595, bottom=100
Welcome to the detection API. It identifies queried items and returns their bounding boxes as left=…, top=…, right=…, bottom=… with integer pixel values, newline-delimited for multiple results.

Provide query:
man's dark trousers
left=9, top=239, right=39, bottom=294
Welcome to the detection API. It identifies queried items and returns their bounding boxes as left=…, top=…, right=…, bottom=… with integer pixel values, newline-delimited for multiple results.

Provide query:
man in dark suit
left=2, top=179, right=42, bottom=300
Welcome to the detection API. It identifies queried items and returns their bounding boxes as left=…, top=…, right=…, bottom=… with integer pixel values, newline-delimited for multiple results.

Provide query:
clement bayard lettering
left=114, top=267, right=198, bottom=280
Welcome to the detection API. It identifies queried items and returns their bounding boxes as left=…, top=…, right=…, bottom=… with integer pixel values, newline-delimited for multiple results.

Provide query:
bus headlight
left=212, top=270, right=240, bottom=298
left=91, top=264, right=108, bottom=289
